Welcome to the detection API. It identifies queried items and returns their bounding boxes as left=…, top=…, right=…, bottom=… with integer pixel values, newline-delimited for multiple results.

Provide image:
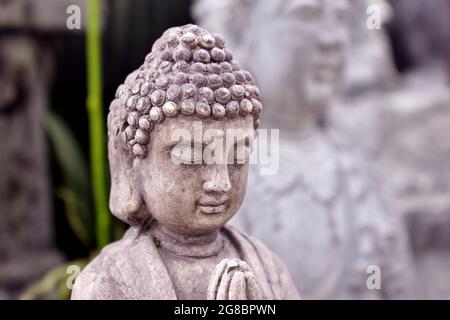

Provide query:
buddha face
left=248, top=0, right=350, bottom=114
left=134, top=115, right=254, bottom=236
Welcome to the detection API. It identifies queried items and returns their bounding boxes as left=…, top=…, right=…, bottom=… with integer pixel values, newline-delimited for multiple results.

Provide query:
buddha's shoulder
left=71, top=227, right=155, bottom=299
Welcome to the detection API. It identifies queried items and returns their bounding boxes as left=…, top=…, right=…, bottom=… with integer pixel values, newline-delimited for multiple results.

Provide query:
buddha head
left=107, top=24, right=262, bottom=236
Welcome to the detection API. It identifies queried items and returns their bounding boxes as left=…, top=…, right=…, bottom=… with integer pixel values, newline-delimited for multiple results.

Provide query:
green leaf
left=45, top=111, right=93, bottom=246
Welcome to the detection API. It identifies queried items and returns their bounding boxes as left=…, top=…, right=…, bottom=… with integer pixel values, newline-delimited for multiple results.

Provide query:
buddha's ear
left=109, top=154, right=143, bottom=225
left=108, top=100, right=144, bottom=225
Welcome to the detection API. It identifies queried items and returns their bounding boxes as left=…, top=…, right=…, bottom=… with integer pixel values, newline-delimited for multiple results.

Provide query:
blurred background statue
left=337, top=0, right=450, bottom=299
left=377, top=0, right=450, bottom=228
left=193, top=0, right=417, bottom=299
left=377, top=0, right=450, bottom=299
left=344, top=0, right=396, bottom=95
left=332, top=0, right=396, bottom=159
left=0, top=0, right=88, bottom=298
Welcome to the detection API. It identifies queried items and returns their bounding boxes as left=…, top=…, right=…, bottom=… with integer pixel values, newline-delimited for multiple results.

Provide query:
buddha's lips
left=197, top=199, right=228, bottom=214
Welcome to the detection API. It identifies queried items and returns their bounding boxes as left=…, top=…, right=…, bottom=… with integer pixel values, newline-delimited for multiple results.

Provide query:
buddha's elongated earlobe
left=108, top=159, right=143, bottom=225
left=108, top=100, right=145, bottom=225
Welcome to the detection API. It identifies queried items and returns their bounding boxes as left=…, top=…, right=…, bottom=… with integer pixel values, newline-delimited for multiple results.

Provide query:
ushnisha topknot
left=109, top=24, right=263, bottom=159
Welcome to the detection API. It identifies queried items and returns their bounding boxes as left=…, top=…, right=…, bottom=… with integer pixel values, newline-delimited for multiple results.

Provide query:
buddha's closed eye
left=170, top=143, right=204, bottom=165
left=169, top=141, right=252, bottom=166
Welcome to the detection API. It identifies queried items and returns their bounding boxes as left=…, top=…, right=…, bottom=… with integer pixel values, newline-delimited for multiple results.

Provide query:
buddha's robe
left=71, top=225, right=299, bottom=300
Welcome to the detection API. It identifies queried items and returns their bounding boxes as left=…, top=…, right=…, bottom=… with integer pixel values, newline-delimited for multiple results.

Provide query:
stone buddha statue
left=71, top=24, right=299, bottom=300
left=193, top=0, right=417, bottom=299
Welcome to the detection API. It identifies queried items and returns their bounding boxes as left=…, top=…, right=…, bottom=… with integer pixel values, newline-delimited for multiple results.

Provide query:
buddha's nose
left=202, top=164, right=232, bottom=194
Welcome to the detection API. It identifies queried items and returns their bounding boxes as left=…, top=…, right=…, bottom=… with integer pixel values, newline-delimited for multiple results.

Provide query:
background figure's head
left=194, top=0, right=351, bottom=124
left=107, top=24, right=262, bottom=236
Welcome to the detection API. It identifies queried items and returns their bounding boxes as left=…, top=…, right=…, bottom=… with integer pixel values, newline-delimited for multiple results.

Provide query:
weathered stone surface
left=72, top=25, right=299, bottom=300
left=72, top=226, right=299, bottom=300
